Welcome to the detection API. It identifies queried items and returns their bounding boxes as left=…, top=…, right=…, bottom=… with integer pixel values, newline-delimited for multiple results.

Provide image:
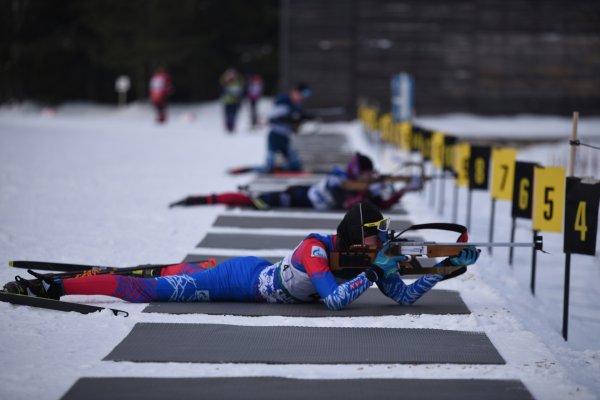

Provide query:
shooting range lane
left=61, top=377, right=534, bottom=400
left=103, top=323, right=505, bottom=364
left=88, top=132, right=531, bottom=400
left=295, top=131, right=355, bottom=171
left=143, top=288, right=470, bottom=316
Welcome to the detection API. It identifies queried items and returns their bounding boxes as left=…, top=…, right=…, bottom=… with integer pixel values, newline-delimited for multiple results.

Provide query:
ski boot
left=3, top=275, right=62, bottom=300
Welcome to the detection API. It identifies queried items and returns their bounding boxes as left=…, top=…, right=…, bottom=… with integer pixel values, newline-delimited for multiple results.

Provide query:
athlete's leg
left=285, top=138, right=303, bottom=171
left=170, top=193, right=254, bottom=208
left=158, top=260, right=217, bottom=276
left=257, top=191, right=288, bottom=207
left=62, top=257, right=271, bottom=303
left=265, top=131, right=279, bottom=172
left=285, top=185, right=312, bottom=207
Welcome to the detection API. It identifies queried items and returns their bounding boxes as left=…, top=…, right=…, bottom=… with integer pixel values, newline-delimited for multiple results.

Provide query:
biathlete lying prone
left=3, top=202, right=479, bottom=310
left=169, top=153, right=424, bottom=211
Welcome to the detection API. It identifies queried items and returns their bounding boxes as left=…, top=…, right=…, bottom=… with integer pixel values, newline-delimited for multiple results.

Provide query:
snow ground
left=0, top=100, right=599, bottom=399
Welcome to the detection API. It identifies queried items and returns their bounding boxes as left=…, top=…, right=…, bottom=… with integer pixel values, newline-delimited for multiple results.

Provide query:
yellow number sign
left=399, top=122, right=412, bottom=150
left=491, top=148, right=517, bottom=200
left=431, top=131, right=445, bottom=169
left=379, top=113, right=393, bottom=141
left=454, top=143, right=471, bottom=187
left=533, top=166, right=565, bottom=232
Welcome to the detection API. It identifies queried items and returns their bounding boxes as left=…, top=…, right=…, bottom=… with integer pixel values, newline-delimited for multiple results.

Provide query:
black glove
left=364, top=265, right=384, bottom=283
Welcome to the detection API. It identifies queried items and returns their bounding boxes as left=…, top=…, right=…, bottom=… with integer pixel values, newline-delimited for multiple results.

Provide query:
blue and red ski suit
left=61, top=234, right=444, bottom=310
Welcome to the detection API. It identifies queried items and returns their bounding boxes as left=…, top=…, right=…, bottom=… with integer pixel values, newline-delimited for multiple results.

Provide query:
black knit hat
left=357, top=153, right=373, bottom=172
left=346, top=152, right=373, bottom=179
left=336, top=201, right=383, bottom=251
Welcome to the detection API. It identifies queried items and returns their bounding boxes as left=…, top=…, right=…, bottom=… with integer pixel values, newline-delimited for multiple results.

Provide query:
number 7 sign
left=533, top=166, right=566, bottom=233
left=491, top=148, right=517, bottom=200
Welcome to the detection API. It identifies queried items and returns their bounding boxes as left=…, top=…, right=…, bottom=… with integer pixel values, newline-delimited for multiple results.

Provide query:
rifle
left=340, top=161, right=452, bottom=191
left=329, top=223, right=543, bottom=276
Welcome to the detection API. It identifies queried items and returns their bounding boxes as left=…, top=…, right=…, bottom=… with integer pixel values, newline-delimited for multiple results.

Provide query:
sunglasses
left=363, top=217, right=391, bottom=231
left=359, top=203, right=390, bottom=245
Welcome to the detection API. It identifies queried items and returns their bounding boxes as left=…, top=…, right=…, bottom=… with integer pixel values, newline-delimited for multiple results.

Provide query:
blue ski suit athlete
left=264, top=93, right=308, bottom=172
left=88, top=234, right=445, bottom=310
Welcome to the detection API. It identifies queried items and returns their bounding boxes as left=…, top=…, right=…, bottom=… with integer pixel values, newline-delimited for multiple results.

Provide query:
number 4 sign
left=564, top=177, right=600, bottom=255
left=533, top=166, right=566, bottom=233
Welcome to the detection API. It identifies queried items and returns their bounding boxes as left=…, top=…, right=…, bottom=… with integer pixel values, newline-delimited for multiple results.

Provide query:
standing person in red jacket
left=149, top=68, right=173, bottom=124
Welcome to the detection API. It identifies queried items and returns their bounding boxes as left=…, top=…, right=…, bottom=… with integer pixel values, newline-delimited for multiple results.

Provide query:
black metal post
left=438, top=170, right=446, bottom=215
left=429, top=164, right=436, bottom=208
left=508, top=217, right=516, bottom=267
left=488, top=198, right=496, bottom=254
left=466, top=189, right=472, bottom=229
left=563, top=253, right=571, bottom=341
left=530, top=229, right=538, bottom=295
left=452, top=184, right=459, bottom=223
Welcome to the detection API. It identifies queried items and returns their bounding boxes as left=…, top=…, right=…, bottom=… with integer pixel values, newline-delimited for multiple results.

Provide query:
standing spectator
left=149, top=68, right=172, bottom=124
left=220, top=68, right=244, bottom=132
left=246, top=73, right=264, bottom=128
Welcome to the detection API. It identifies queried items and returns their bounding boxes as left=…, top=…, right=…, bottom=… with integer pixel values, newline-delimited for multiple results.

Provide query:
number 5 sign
left=533, top=166, right=566, bottom=232
left=564, top=177, right=600, bottom=255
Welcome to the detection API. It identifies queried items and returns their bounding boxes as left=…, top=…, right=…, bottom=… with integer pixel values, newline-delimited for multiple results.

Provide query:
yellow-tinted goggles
left=363, top=217, right=390, bottom=231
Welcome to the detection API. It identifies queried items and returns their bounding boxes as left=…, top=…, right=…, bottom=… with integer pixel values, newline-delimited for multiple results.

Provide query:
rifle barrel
left=398, top=242, right=537, bottom=248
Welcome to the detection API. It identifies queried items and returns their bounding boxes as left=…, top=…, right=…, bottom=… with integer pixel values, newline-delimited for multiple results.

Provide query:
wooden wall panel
left=280, top=0, right=600, bottom=118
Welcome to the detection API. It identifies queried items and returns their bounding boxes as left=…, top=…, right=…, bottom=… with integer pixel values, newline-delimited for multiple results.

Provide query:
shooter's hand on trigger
left=373, top=242, right=409, bottom=279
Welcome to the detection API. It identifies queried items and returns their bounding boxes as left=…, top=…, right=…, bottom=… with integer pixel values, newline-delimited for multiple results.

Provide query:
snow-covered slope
left=0, top=101, right=598, bottom=399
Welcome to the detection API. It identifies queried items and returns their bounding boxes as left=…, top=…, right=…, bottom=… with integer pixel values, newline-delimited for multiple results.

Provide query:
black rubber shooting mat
left=61, top=377, right=534, bottom=400
left=196, top=232, right=305, bottom=249
left=295, top=132, right=354, bottom=171
left=196, top=232, right=423, bottom=249
left=251, top=176, right=322, bottom=185
left=103, top=323, right=505, bottom=364
left=226, top=205, right=409, bottom=215
left=142, top=288, right=470, bottom=316
left=213, top=214, right=412, bottom=231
